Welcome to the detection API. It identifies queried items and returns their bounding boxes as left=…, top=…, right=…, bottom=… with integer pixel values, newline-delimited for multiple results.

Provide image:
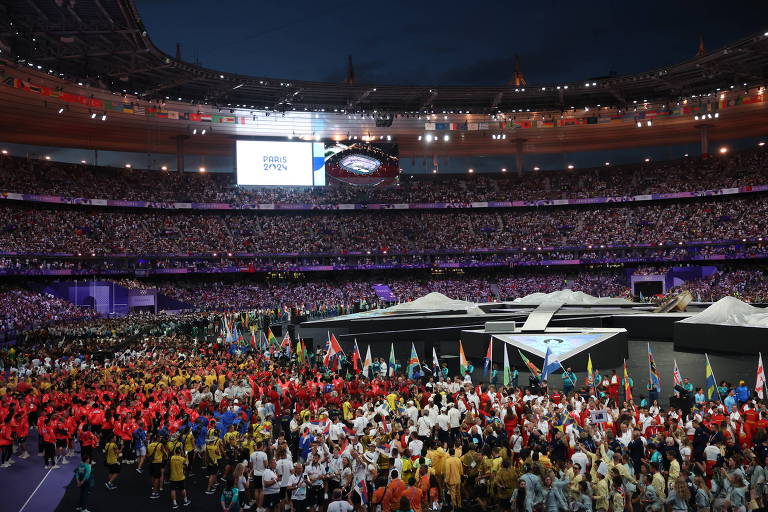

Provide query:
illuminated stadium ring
left=338, top=154, right=383, bottom=175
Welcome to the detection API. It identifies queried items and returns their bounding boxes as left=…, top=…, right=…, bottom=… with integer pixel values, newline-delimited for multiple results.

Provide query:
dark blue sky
left=135, top=0, right=768, bottom=86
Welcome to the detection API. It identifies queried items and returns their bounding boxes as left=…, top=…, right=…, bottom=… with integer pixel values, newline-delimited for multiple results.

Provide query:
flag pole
left=647, top=342, right=653, bottom=391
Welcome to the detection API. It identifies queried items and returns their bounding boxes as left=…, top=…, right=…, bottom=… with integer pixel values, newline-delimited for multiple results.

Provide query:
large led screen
left=236, top=140, right=325, bottom=186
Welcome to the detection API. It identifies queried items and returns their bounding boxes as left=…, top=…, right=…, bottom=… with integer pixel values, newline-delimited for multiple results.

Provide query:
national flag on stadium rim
left=355, top=478, right=369, bottom=504
left=324, top=333, right=344, bottom=367
left=459, top=341, right=469, bottom=376
left=672, top=360, right=683, bottom=387
left=267, top=328, right=279, bottom=347
left=503, top=344, right=511, bottom=386
left=352, top=339, right=362, bottom=374
left=586, top=354, right=594, bottom=387
left=705, top=353, right=717, bottom=400
left=623, top=359, right=633, bottom=401
left=407, top=342, right=421, bottom=379
left=362, top=345, right=373, bottom=378
left=388, top=343, right=396, bottom=377
left=647, top=343, right=661, bottom=392
left=541, top=345, right=561, bottom=381
left=756, top=353, right=766, bottom=399
left=483, top=337, right=493, bottom=376
left=518, top=349, right=540, bottom=378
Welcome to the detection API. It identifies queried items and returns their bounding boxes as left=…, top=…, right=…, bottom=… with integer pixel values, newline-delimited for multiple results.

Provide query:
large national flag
left=352, top=339, right=362, bottom=374
left=407, top=343, right=421, bottom=379
left=705, top=353, right=717, bottom=400
left=541, top=345, right=561, bottom=381
left=432, top=347, right=440, bottom=373
left=323, top=333, right=344, bottom=367
left=281, top=332, right=292, bottom=355
left=672, top=360, right=683, bottom=387
left=296, top=340, right=304, bottom=363
left=586, top=354, right=594, bottom=387
left=483, top=337, right=493, bottom=376
left=518, top=349, right=540, bottom=378
left=757, top=353, right=766, bottom=400
left=647, top=343, right=661, bottom=392
left=503, top=345, right=511, bottom=386
left=623, top=359, right=633, bottom=401
left=267, top=328, right=279, bottom=347
left=388, top=343, right=396, bottom=377
left=362, top=345, right=372, bottom=378
left=459, top=341, right=469, bottom=376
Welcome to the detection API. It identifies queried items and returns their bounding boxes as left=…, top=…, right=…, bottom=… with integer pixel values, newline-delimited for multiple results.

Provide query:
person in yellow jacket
left=443, top=448, right=463, bottom=509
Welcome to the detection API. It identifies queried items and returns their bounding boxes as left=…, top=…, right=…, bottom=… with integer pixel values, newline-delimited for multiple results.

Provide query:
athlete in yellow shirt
left=168, top=447, right=191, bottom=508
left=105, top=439, right=121, bottom=490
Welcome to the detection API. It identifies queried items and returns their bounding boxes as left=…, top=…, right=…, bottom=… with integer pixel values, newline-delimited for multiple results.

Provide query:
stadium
left=1, top=1, right=768, bottom=511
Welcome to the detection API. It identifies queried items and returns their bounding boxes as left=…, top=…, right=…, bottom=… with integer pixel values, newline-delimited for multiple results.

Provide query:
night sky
left=135, top=0, right=768, bottom=86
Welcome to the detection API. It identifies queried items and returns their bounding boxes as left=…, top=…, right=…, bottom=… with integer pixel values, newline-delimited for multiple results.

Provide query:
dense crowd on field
left=0, top=148, right=767, bottom=205
left=0, top=194, right=767, bottom=256
left=0, top=312, right=767, bottom=512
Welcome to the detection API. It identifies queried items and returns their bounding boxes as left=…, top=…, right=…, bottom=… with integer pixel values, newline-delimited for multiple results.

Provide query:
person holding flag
left=407, top=343, right=422, bottom=380
left=647, top=343, right=662, bottom=404
left=561, top=367, right=576, bottom=396
left=388, top=343, right=396, bottom=377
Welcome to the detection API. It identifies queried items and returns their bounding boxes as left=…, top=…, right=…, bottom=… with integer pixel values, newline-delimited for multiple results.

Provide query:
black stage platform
left=300, top=300, right=768, bottom=376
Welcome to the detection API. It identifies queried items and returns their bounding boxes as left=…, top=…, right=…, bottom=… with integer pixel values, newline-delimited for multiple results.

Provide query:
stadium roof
left=2, top=0, right=768, bottom=114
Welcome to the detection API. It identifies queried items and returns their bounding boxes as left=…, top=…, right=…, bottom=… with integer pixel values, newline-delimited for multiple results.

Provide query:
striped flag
left=432, top=347, right=440, bottom=374
left=324, top=333, right=344, bottom=367
left=352, top=339, right=362, bottom=374
left=586, top=354, right=594, bottom=387
left=362, top=345, right=372, bottom=378
left=459, top=341, right=469, bottom=376
left=355, top=478, right=369, bottom=504
left=483, top=337, right=493, bottom=376
left=623, top=359, right=632, bottom=401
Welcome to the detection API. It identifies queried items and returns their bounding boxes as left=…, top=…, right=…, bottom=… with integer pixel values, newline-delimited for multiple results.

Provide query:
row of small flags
left=2, top=70, right=763, bottom=132
left=227, top=319, right=768, bottom=400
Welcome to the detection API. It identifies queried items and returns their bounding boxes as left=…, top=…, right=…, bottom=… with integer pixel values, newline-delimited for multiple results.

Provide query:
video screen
left=324, top=142, right=399, bottom=185
left=236, top=140, right=325, bottom=186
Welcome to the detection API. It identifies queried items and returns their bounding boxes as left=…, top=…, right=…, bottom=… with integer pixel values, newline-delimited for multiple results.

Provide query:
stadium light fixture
left=719, top=146, right=729, bottom=154
left=101, top=113, right=107, bottom=121
left=91, top=112, right=97, bottom=119
left=646, top=120, right=652, bottom=126
left=80, top=160, right=86, bottom=164
left=199, top=167, right=206, bottom=172
left=432, top=169, right=437, bottom=173
left=636, top=121, right=642, bottom=127
left=125, top=164, right=131, bottom=168
left=201, top=129, right=207, bottom=135
left=44, top=155, right=51, bottom=160
left=193, top=128, right=197, bottom=135
left=0, top=150, right=7, bottom=155
left=605, top=162, right=610, bottom=166
left=161, top=166, right=168, bottom=171
left=57, top=107, right=64, bottom=114
left=468, top=168, right=474, bottom=173
left=501, top=168, right=507, bottom=172
left=417, top=135, right=422, bottom=141
left=533, top=166, right=540, bottom=171
left=759, top=142, right=766, bottom=147
left=443, top=135, right=449, bottom=142
left=567, top=164, right=574, bottom=169
left=644, top=158, right=651, bottom=162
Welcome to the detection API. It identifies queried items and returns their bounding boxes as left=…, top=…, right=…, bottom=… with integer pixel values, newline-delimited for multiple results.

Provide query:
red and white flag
left=323, top=332, right=344, bottom=367
left=672, top=360, right=683, bottom=387
left=757, top=353, right=766, bottom=399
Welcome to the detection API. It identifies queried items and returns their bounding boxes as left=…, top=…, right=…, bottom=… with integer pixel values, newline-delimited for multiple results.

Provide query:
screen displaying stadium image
left=324, top=141, right=399, bottom=185
left=235, top=140, right=326, bottom=186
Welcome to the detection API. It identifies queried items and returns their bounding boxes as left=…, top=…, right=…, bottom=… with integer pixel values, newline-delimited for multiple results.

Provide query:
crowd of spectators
left=0, top=147, right=767, bottom=205
left=0, top=286, right=98, bottom=333
left=1, top=194, right=767, bottom=256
